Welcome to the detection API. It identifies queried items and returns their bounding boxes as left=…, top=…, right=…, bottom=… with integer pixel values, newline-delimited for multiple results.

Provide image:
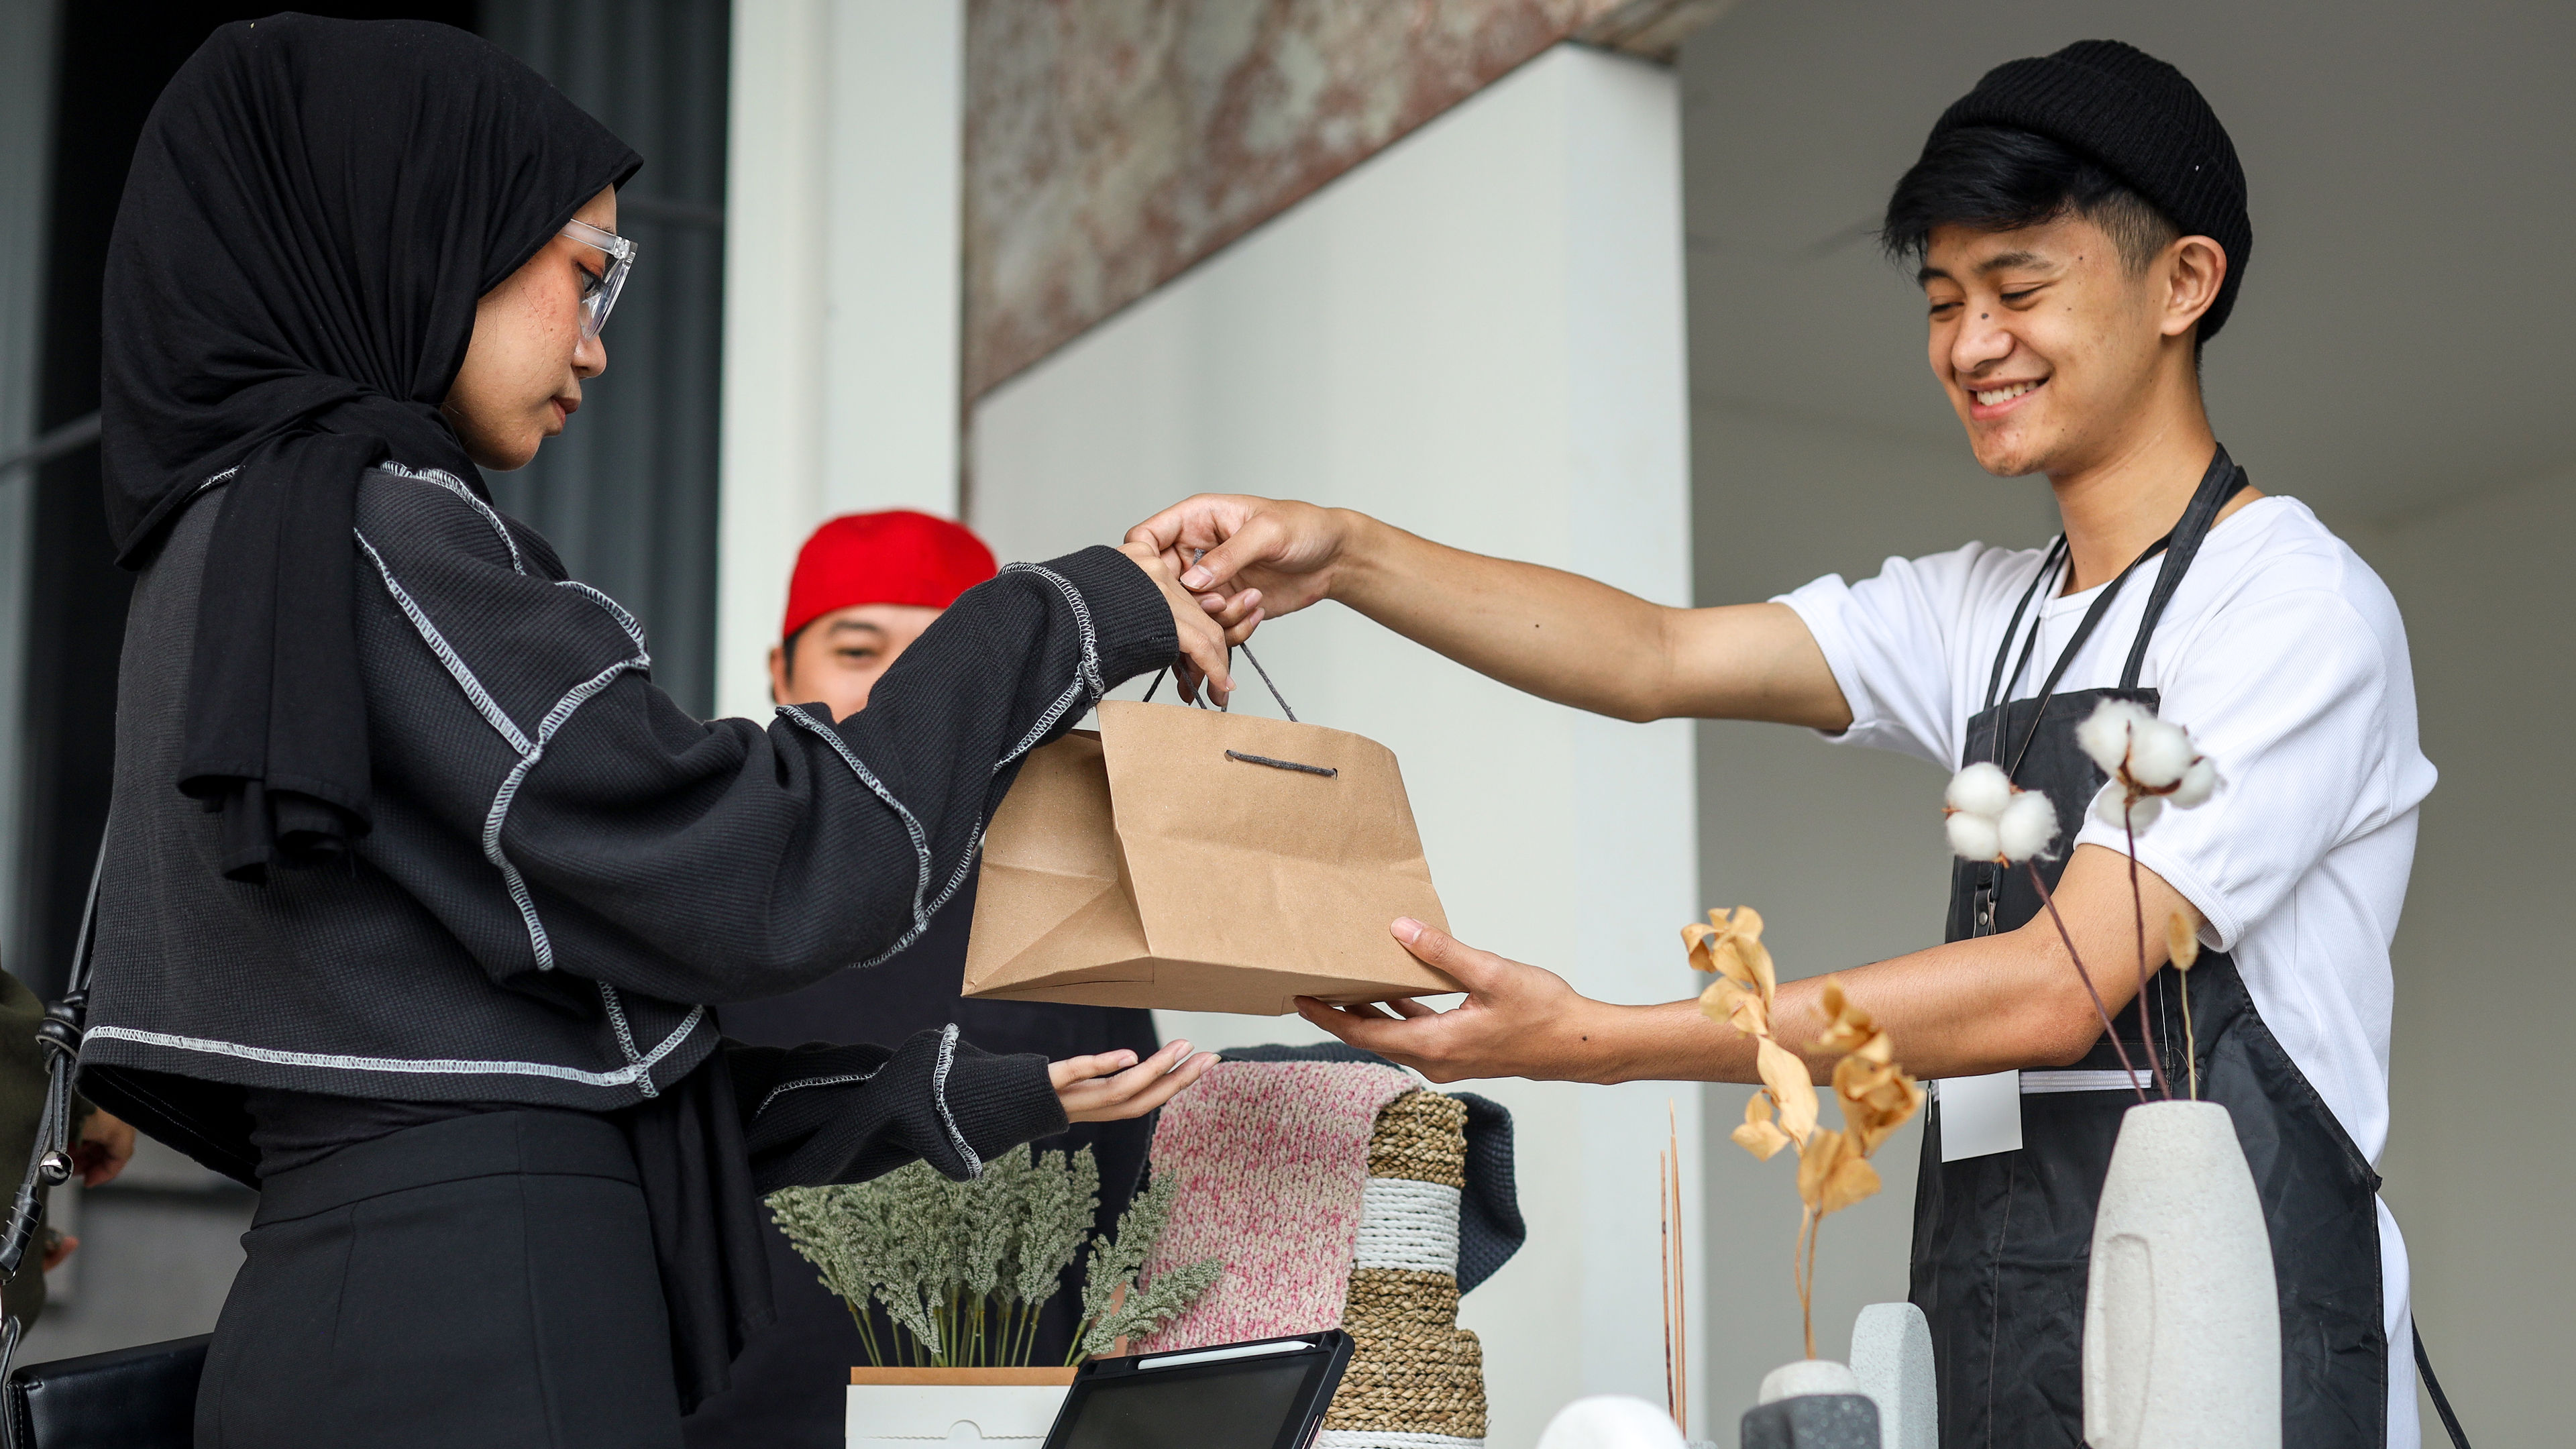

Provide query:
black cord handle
left=1139, top=641, right=1299, bottom=721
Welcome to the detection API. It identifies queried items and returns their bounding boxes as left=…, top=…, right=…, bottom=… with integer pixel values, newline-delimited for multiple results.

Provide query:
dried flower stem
left=2024, top=861, right=2149, bottom=1106
left=1797, top=1206, right=1821, bottom=1362
left=2181, top=983, right=2200, bottom=1100
left=2124, top=820, right=2174, bottom=1099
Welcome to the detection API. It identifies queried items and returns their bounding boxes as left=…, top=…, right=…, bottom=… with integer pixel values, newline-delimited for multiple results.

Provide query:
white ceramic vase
left=1534, top=1394, right=1688, bottom=1449
left=845, top=1368, right=1075, bottom=1446
left=1849, top=1303, right=1935, bottom=1449
left=2082, top=1100, right=2279, bottom=1449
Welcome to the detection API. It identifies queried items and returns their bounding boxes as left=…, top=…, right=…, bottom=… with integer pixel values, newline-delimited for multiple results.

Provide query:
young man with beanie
left=1131, top=40, right=2430, bottom=1449
left=684, top=511, right=1167, bottom=1449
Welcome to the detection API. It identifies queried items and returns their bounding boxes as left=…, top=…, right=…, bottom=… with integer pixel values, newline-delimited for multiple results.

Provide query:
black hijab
left=101, top=13, right=639, bottom=881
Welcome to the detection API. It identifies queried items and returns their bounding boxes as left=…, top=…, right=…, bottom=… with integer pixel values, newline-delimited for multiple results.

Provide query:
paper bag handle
left=1140, top=641, right=1300, bottom=722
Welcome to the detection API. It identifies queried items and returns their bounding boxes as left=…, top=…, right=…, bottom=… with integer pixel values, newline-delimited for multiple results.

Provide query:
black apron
left=1909, top=448, right=2390, bottom=1448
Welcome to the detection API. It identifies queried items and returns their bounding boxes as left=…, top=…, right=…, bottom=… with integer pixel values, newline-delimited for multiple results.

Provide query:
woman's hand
left=1295, top=918, right=1625, bottom=1084
left=73, top=1108, right=136, bottom=1188
left=1050, top=1038, right=1217, bottom=1123
left=1126, top=495, right=1354, bottom=621
left=1117, top=541, right=1250, bottom=706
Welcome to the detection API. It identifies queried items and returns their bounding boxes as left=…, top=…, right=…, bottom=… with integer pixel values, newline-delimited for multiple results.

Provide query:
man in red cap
left=766, top=509, right=1002, bottom=719
left=686, top=511, right=1165, bottom=1449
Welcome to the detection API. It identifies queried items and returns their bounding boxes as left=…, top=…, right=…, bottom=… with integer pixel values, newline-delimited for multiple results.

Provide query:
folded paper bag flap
left=963, top=733, right=1155, bottom=996
left=1098, top=701, right=1456, bottom=1000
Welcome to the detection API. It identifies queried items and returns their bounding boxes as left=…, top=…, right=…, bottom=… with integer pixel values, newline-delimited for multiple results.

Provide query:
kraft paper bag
left=962, top=699, right=1458, bottom=1015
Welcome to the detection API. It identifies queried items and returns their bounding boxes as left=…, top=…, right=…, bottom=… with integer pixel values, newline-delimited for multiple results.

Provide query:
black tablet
left=1041, top=1330, right=1356, bottom=1449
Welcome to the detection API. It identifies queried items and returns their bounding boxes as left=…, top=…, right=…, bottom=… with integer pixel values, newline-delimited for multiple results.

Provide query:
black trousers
left=196, top=1110, right=682, bottom=1449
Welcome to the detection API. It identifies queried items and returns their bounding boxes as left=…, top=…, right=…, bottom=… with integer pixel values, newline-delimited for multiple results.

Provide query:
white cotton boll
left=1947, top=810, right=2002, bottom=862
left=2125, top=717, right=2196, bottom=789
left=2076, top=700, right=2151, bottom=775
left=1996, top=789, right=2060, bottom=861
left=2090, top=782, right=2163, bottom=835
left=2169, top=756, right=2219, bottom=808
left=1945, top=761, right=2013, bottom=818
left=1994, top=789, right=2060, bottom=861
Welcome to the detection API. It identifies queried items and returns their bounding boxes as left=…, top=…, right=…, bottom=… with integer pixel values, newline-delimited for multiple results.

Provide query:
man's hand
left=1118, top=540, right=1250, bottom=706
left=1294, top=918, right=1625, bottom=1084
left=1050, top=1039, right=1217, bottom=1122
left=73, top=1108, right=135, bottom=1188
left=1126, top=495, right=1352, bottom=623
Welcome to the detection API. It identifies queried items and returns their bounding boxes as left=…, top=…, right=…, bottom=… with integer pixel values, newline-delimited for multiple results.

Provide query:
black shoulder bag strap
left=0, top=843, right=209, bottom=1449
left=0, top=843, right=105, bottom=1375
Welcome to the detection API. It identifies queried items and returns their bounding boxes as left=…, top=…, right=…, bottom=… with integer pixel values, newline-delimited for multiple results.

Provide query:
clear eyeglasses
left=558, top=218, right=637, bottom=338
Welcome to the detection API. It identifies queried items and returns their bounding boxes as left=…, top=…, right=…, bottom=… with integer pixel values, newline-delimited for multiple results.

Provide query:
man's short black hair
left=1880, top=125, right=2180, bottom=278
left=779, top=621, right=813, bottom=683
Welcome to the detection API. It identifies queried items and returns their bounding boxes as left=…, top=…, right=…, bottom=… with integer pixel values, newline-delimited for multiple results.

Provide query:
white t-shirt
left=1778, top=495, right=2435, bottom=1442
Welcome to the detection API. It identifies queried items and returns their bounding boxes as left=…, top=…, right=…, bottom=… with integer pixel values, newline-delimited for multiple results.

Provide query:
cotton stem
left=2025, top=861, right=2149, bottom=1106
left=2125, top=818, right=2174, bottom=1099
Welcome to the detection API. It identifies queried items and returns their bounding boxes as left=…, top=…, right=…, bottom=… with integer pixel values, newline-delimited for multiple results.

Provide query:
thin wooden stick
left=1660, top=1148, right=1676, bottom=1426
left=1670, top=1100, right=1687, bottom=1437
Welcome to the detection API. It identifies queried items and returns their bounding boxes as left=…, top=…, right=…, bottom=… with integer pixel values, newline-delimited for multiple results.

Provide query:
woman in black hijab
left=84, top=16, right=1228, bottom=1448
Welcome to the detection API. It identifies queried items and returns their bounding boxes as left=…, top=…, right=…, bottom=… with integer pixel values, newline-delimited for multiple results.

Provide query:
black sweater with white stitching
left=80, top=466, right=1177, bottom=1185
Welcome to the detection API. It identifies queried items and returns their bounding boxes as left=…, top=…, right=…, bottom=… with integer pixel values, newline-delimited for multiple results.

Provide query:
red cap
left=780, top=511, right=998, bottom=641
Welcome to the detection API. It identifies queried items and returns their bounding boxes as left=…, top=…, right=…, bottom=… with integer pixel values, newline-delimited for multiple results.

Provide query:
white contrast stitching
left=931, top=1022, right=983, bottom=1179
left=359, top=515, right=671, bottom=1097
left=755, top=1065, right=886, bottom=1116
left=356, top=531, right=534, bottom=754
left=994, top=563, right=1106, bottom=769
left=378, top=462, right=524, bottom=574
left=595, top=983, right=659, bottom=1099
left=482, top=656, right=647, bottom=970
left=1312, top=1433, right=1487, bottom=1449
left=774, top=707, right=941, bottom=971
left=87, top=1009, right=708, bottom=1090
left=556, top=579, right=648, bottom=657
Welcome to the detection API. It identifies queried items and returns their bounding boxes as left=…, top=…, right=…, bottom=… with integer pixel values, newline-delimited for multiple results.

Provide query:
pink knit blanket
left=1132, top=1060, right=1414, bottom=1352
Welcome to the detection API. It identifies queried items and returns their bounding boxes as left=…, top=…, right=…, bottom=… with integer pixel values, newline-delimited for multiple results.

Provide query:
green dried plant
left=1082, top=1256, right=1224, bottom=1358
left=1069, top=1169, right=1223, bottom=1362
left=767, top=1143, right=1218, bottom=1368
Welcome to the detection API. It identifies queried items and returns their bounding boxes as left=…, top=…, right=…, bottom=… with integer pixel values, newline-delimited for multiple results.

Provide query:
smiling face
left=1919, top=213, right=2221, bottom=481
left=767, top=603, right=946, bottom=720
left=441, top=186, right=618, bottom=470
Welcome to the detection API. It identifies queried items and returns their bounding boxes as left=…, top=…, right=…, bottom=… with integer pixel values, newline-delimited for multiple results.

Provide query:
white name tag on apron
left=1935, top=1069, right=2022, bottom=1161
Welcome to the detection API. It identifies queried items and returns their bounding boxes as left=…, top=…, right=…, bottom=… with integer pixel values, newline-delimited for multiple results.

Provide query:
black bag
left=3, top=1338, right=206, bottom=1449
left=0, top=849, right=207, bottom=1449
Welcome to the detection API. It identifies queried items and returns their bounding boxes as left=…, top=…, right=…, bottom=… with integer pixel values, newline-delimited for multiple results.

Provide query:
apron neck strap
left=2116, top=445, right=2246, bottom=688
left=1984, top=445, right=2249, bottom=777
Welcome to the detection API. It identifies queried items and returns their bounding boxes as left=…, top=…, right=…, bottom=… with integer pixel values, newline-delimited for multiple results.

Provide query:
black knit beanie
left=1929, top=40, right=2251, bottom=338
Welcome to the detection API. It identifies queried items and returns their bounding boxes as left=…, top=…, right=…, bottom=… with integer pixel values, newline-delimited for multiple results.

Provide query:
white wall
left=2356, top=473, right=2574, bottom=1448
left=969, top=46, right=1704, bottom=1446
left=718, top=0, right=964, bottom=721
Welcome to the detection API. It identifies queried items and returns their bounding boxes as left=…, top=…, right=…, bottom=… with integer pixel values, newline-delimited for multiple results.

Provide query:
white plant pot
left=1849, top=1303, right=1934, bottom=1449
left=1534, top=1394, right=1688, bottom=1448
left=846, top=1368, right=1076, bottom=1446
left=2082, top=1100, right=2279, bottom=1449
left=1756, top=1359, right=1862, bottom=1403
